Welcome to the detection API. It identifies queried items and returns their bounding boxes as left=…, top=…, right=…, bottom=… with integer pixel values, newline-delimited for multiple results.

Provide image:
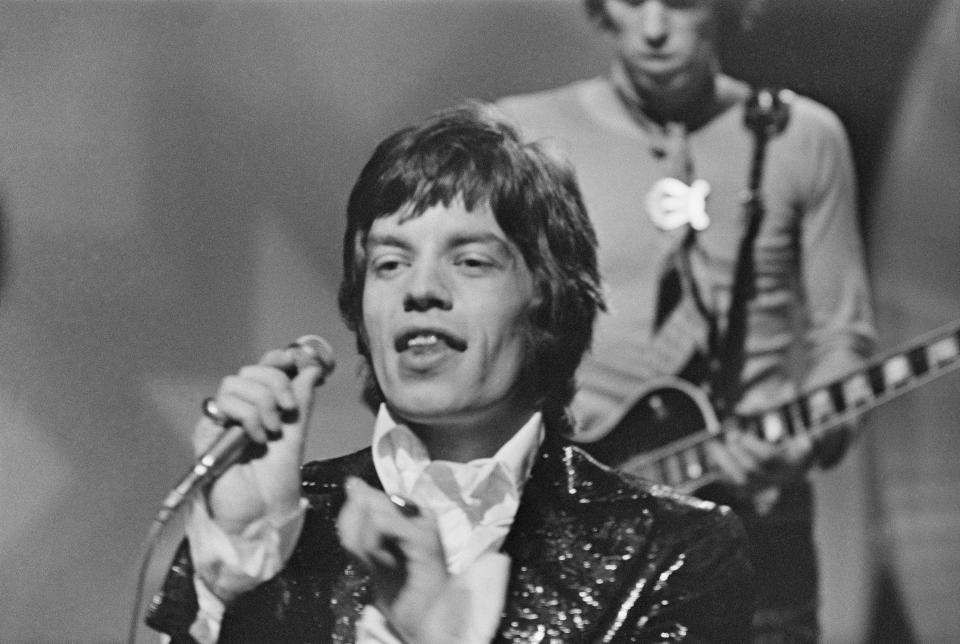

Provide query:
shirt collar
left=370, top=404, right=544, bottom=500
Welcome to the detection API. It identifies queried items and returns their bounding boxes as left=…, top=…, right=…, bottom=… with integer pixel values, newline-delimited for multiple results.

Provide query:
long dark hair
left=338, top=102, right=604, bottom=426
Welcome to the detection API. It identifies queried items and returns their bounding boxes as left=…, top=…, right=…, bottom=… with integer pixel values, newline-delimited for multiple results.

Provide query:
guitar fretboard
left=647, top=320, right=960, bottom=490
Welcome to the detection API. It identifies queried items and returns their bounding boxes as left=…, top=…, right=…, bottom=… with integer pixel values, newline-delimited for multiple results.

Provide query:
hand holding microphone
left=156, top=335, right=335, bottom=530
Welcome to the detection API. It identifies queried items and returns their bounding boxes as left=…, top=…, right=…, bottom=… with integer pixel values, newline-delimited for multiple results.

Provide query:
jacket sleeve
left=146, top=450, right=375, bottom=641
left=146, top=498, right=353, bottom=643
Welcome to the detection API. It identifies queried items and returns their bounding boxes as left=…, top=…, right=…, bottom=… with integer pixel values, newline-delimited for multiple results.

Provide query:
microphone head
left=292, top=334, right=337, bottom=379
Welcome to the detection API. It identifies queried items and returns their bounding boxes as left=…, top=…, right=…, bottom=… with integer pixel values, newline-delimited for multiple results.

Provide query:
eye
left=368, top=253, right=407, bottom=278
left=454, top=253, right=498, bottom=275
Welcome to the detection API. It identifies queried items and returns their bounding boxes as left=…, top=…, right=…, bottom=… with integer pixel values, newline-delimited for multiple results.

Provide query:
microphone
left=154, top=335, right=336, bottom=525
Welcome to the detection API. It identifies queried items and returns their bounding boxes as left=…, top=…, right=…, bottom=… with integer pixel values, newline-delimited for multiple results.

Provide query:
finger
left=336, top=481, right=361, bottom=548
left=388, top=494, right=420, bottom=518
left=339, top=478, right=392, bottom=558
left=257, top=349, right=305, bottom=405
left=726, top=431, right=765, bottom=471
left=780, top=432, right=815, bottom=468
left=345, top=478, right=416, bottom=535
left=734, top=432, right=777, bottom=460
left=355, top=479, right=436, bottom=533
left=191, top=391, right=269, bottom=455
left=706, top=441, right=749, bottom=486
left=219, top=374, right=288, bottom=437
left=238, top=362, right=298, bottom=417
left=215, top=396, right=269, bottom=444
left=257, top=349, right=322, bottom=425
left=341, top=479, right=438, bottom=562
left=258, top=347, right=297, bottom=371
left=219, top=362, right=303, bottom=429
left=338, top=479, right=402, bottom=570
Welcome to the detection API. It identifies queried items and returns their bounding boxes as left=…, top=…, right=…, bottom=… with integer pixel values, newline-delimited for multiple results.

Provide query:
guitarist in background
left=497, top=0, right=875, bottom=641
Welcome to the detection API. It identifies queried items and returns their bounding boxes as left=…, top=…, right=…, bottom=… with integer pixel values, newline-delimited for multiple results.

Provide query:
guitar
left=585, top=319, right=960, bottom=494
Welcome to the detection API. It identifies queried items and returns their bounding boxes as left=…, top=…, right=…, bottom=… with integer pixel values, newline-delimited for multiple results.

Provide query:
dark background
left=0, top=1, right=955, bottom=641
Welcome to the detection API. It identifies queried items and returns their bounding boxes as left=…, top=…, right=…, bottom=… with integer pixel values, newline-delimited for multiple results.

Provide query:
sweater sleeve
left=795, top=103, right=876, bottom=389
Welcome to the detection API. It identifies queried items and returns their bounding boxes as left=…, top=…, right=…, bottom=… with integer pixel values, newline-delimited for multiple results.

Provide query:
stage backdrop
left=0, top=1, right=949, bottom=642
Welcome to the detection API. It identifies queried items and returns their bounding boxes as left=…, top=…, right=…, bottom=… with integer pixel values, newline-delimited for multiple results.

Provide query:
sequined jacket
left=147, top=432, right=754, bottom=643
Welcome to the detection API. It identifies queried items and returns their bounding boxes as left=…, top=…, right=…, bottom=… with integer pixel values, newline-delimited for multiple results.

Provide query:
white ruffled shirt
left=179, top=405, right=544, bottom=644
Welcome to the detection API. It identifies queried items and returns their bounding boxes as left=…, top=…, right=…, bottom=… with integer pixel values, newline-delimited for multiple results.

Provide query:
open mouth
left=394, top=329, right=467, bottom=353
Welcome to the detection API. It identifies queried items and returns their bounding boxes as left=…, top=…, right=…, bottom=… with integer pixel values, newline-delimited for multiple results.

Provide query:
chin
left=386, top=387, right=460, bottom=421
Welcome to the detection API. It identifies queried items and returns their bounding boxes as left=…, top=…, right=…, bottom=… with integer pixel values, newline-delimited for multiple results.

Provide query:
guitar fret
left=841, top=373, right=874, bottom=409
left=782, top=406, right=798, bottom=437
left=807, top=388, right=836, bottom=426
left=661, top=454, right=684, bottom=487
left=927, top=333, right=959, bottom=368
left=743, top=415, right=763, bottom=438
left=882, top=354, right=913, bottom=390
left=827, top=381, right=848, bottom=414
left=907, top=345, right=930, bottom=378
left=681, top=445, right=706, bottom=481
left=867, top=363, right=887, bottom=396
left=657, top=456, right=671, bottom=486
left=790, top=400, right=810, bottom=435
left=760, top=410, right=788, bottom=442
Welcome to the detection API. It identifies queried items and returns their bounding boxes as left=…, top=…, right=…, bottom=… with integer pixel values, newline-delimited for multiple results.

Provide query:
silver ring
left=201, top=397, right=230, bottom=427
left=388, top=494, right=420, bottom=518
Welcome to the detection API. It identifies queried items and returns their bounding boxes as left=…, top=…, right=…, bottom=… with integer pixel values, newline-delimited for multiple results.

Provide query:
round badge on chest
left=645, top=177, right=711, bottom=232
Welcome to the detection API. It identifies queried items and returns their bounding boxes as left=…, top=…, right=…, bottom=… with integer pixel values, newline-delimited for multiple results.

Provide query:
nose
left=403, top=259, right=453, bottom=312
left=640, top=2, right=669, bottom=49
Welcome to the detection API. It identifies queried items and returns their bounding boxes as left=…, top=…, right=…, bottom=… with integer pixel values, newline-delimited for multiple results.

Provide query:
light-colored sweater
left=499, top=74, right=875, bottom=440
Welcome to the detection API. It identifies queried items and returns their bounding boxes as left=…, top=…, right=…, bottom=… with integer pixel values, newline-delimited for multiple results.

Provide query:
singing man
left=147, top=102, right=754, bottom=643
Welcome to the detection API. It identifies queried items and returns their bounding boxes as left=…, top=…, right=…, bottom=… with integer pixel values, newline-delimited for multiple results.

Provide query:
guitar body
left=583, top=376, right=723, bottom=494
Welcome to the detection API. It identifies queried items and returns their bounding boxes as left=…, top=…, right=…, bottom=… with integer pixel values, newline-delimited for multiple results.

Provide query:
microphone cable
left=127, top=506, right=177, bottom=644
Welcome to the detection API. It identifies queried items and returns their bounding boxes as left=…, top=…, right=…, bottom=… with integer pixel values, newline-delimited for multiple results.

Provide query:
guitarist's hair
left=583, top=0, right=769, bottom=34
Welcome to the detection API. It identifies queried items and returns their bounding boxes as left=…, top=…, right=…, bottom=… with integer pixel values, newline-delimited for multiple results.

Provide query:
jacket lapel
left=497, top=434, right=656, bottom=642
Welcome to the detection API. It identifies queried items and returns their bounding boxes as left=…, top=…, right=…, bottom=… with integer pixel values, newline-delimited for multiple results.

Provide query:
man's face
left=361, top=198, right=536, bottom=432
left=603, top=0, right=718, bottom=95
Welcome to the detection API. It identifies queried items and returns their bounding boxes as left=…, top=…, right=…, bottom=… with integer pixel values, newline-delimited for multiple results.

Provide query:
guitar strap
left=707, top=87, right=792, bottom=418
left=642, top=122, right=714, bottom=378
left=646, top=87, right=792, bottom=418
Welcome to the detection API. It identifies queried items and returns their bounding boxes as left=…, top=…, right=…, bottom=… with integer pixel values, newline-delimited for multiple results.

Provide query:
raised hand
left=195, top=348, right=323, bottom=535
left=337, top=477, right=462, bottom=644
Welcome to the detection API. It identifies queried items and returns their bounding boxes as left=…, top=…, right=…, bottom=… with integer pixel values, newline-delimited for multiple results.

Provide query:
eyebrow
left=365, top=232, right=410, bottom=250
left=366, top=230, right=515, bottom=256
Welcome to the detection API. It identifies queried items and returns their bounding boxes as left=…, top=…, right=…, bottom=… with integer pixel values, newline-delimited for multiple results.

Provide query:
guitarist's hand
left=707, top=428, right=815, bottom=493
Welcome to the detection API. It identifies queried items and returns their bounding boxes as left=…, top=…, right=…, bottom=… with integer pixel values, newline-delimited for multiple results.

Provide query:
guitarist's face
left=600, top=0, right=719, bottom=103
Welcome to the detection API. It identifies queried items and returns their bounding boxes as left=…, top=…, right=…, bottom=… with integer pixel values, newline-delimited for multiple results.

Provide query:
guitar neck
left=741, top=320, right=960, bottom=444
left=645, top=320, right=960, bottom=493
